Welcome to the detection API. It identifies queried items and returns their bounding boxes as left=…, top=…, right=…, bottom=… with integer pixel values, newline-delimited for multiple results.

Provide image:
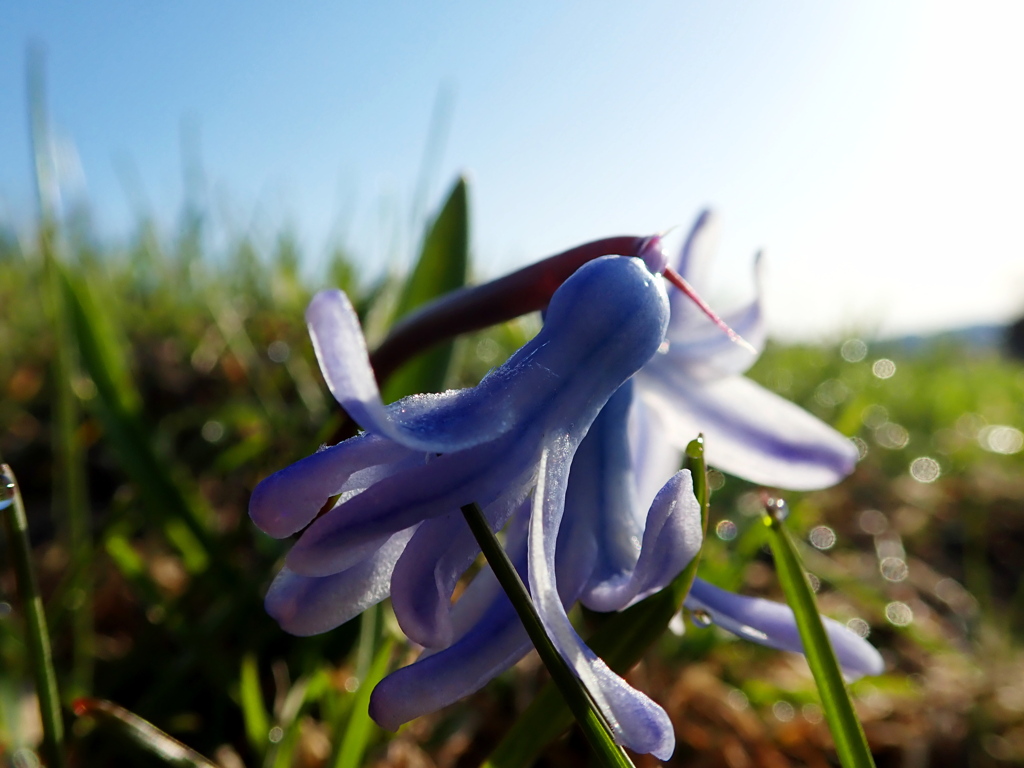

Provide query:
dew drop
left=0, top=472, right=15, bottom=510
left=690, top=609, right=713, bottom=628
left=763, top=496, right=789, bottom=523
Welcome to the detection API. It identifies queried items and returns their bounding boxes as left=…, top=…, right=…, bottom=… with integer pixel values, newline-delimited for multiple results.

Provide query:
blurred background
left=2, top=3, right=1024, bottom=767
left=2, top=1, right=1024, bottom=340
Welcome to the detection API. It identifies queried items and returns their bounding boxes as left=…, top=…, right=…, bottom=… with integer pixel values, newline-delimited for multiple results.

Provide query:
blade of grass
left=240, top=653, right=271, bottom=760
left=73, top=698, right=218, bottom=768
left=29, top=47, right=94, bottom=698
left=483, top=436, right=709, bottom=768
left=57, top=265, right=221, bottom=575
left=762, top=498, right=876, bottom=768
left=332, top=637, right=395, bottom=768
left=461, top=501, right=635, bottom=768
left=1, top=462, right=67, bottom=768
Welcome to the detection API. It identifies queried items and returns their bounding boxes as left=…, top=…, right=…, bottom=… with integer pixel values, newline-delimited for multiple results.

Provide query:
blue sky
left=3, top=2, right=1023, bottom=340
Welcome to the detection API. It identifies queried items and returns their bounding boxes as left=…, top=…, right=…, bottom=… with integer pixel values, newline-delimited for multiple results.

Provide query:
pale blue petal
left=637, top=372, right=858, bottom=490
left=685, top=578, right=885, bottom=678
left=583, top=470, right=702, bottom=612
left=561, top=384, right=644, bottom=599
left=264, top=528, right=416, bottom=636
left=286, top=436, right=536, bottom=576
left=306, top=290, right=515, bottom=452
left=529, top=443, right=676, bottom=760
left=390, top=483, right=530, bottom=648
left=249, top=433, right=416, bottom=538
left=370, top=511, right=548, bottom=730
left=628, top=396, right=684, bottom=514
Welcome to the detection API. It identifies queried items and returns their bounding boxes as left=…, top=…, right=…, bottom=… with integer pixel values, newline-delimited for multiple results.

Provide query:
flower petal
left=529, top=441, right=676, bottom=759
left=685, top=578, right=885, bottom=677
left=264, top=528, right=416, bottom=636
left=307, top=289, right=513, bottom=452
left=369, top=516, right=536, bottom=730
left=637, top=371, right=858, bottom=490
left=582, top=470, right=702, bottom=612
left=249, top=432, right=415, bottom=538
left=628, top=396, right=685, bottom=513
left=390, top=483, right=529, bottom=648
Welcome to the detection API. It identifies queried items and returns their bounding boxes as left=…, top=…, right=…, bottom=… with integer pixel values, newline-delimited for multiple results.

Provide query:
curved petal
left=529, top=442, right=676, bottom=759
left=370, top=517, right=537, bottom=730
left=307, top=290, right=514, bottom=452
left=685, top=578, right=885, bottom=678
left=390, top=482, right=530, bottom=648
left=637, top=372, right=858, bottom=490
left=249, top=432, right=415, bottom=538
left=286, top=435, right=536, bottom=576
left=264, top=528, right=416, bottom=636
left=582, top=470, right=702, bottom=612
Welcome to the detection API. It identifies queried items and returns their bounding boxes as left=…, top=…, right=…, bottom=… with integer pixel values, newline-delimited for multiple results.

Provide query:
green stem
left=762, top=502, right=875, bottom=768
left=1, top=463, right=67, bottom=768
left=460, top=502, right=635, bottom=768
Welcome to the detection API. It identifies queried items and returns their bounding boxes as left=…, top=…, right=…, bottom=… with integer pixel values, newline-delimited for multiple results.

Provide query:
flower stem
left=460, top=502, right=635, bottom=768
left=1, top=463, right=67, bottom=768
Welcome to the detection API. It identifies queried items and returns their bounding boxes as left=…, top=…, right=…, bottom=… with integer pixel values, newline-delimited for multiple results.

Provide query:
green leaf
left=240, top=653, right=271, bottom=759
left=57, top=266, right=217, bottom=572
left=762, top=502, right=876, bottom=768
left=483, top=437, right=708, bottom=768
left=382, top=175, right=470, bottom=401
left=332, top=638, right=395, bottom=768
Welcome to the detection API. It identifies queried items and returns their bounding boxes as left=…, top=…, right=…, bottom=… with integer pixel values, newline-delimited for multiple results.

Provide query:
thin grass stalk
left=1, top=463, right=67, bottom=768
left=28, top=45, right=94, bottom=699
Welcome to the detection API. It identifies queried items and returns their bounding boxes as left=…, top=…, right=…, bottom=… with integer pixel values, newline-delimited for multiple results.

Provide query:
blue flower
left=251, top=255, right=701, bottom=758
left=631, top=210, right=859, bottom=510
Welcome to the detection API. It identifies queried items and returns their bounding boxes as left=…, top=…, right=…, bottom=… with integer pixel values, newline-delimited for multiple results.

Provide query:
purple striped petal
left=685, top=578, right=884, bottom=677
left=637, top=371, right=858, bottom=490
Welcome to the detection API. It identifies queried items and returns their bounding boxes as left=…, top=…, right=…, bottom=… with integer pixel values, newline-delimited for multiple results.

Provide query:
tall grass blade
left=240, top=653, right=271, bottom=760
left=762, top=499, right=876, bottom=768
left=56, top=265, right=218, bottom=571
left=332, top=637, right=394, bottom=768
left=29, top=45, right=95, bottom=698
left=0, top=463, right=67, bottom=768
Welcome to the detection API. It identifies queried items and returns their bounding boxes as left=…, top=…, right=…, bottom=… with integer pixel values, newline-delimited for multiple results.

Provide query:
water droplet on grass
left=690, top=609, right=713, bottom=628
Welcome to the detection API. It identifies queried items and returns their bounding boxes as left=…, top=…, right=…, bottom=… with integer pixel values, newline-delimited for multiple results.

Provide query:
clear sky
left=2, top=2, right=1023, bottom=341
